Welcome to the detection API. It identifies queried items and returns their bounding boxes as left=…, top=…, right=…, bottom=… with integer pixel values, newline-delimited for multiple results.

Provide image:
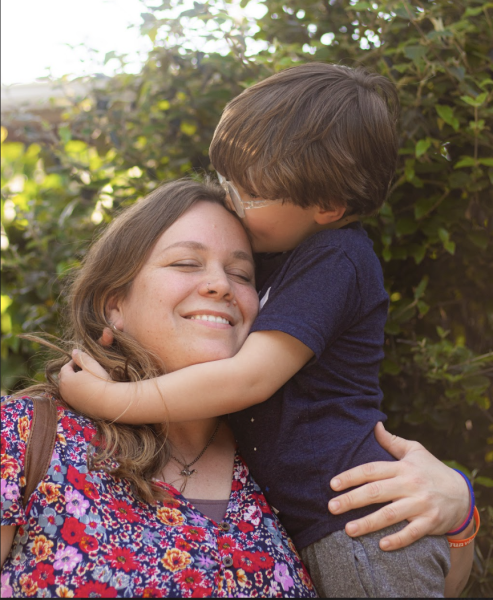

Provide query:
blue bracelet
left=446, top=469, right=475, bottom=536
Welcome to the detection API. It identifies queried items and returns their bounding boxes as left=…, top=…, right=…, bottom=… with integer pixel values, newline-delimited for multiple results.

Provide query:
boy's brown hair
left=210, top=63, right=400, bottom=216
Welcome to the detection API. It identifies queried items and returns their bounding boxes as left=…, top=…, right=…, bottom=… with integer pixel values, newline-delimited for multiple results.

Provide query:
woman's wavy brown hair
left=13, top=178, right=228, bottom=503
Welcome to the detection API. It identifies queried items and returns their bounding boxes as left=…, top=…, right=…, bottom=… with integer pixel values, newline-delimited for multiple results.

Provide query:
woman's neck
left=167, top=417, right=222, bottom=463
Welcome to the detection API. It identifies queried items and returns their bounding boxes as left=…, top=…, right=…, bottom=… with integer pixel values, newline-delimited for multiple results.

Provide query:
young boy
left=62, top=64, right=452, bottom=596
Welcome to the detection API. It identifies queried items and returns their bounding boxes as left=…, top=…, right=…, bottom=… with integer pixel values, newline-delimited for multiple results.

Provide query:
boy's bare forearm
left=61, top=331, right=313, bottom=424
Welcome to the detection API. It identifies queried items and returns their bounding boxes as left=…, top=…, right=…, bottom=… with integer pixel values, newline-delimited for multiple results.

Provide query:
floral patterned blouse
left=1, top=397, right=317, bottom=598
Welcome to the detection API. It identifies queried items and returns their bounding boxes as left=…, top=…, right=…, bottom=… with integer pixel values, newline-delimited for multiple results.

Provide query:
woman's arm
left=1, top=526, right=16, bottom=568
left=445, top=521, right=475, bottom=597
left=59, top=330, right=314, bottom=423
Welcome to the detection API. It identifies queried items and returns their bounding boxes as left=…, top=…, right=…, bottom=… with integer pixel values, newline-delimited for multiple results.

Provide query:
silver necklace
left=170, top=420, right=221, bottom=478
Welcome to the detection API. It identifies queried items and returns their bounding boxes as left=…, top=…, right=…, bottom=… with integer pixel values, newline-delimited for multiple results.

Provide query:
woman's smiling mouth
left=183, top=312, right=234, bottom=327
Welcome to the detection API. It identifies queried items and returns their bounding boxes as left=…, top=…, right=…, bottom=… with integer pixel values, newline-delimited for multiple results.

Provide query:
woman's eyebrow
left=161, top=241, right=254, bottom=266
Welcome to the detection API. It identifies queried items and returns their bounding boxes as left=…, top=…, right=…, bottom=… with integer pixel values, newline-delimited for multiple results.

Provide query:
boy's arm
left=59, top=330, right=314, bottom=423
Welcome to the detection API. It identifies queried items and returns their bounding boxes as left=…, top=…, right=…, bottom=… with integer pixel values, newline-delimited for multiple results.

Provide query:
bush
left=1, top=0, right=491, bottom=594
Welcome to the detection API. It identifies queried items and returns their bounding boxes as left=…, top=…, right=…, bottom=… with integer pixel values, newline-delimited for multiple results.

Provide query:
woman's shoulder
left=1, top=395, right=96, bottom=447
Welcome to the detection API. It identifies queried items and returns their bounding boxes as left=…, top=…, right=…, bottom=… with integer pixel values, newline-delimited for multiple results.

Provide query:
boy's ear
left=314, top=205, right=347, bottom=225
left=105, top=295, right=124, bottom=331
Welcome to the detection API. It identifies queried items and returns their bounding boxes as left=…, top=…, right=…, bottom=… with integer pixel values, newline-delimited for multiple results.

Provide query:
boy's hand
left=59, top=350, right=114, bottom=415
left=328, top=422, right=470, bottom=551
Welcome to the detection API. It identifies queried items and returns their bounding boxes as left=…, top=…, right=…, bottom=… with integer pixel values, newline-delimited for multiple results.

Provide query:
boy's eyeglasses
left=217, top=173, right=283, bottom=218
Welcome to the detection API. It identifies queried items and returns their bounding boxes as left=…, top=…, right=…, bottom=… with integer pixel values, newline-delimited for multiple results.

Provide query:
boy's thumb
left=374, top=421, right=411, bottom=460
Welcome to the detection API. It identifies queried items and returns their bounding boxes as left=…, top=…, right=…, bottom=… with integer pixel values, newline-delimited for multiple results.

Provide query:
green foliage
left=1, top=0, right=492, bottom=594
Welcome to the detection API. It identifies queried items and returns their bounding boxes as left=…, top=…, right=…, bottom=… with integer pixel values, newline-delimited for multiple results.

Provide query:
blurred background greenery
left=1, top=0, right=492, bottom=594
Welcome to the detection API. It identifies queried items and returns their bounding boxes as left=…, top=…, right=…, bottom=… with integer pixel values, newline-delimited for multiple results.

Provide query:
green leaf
left=479, top=158, right=493, bottom=167
left=438, top=228, right=449, bottom=242
left=410, top=244, right=426, bottom=265
left=461, top=375, right=491, bottom=392
left=58, top=125, right=72, bottom=144
left=454, top=156, right=477, bottom=169
left=415, top=139, right=431, bottom=158
left=404, top=45, right=427, bottom=61
left=417, top=300, right=430, bottom=316
left=443, top=240, right=456, bottom=255
left=476, top=476, right=493, bottom=488
left=180, top=122, right=197, bottom=136
left=461, top=93, right=488, bottom=107
left=414, top=276, right=429, bottom=299
left=395, top=218, right=418, bottom=236
left=435, top=105, right=459, bottom=131
left=382, top=247, right=392, bottom=262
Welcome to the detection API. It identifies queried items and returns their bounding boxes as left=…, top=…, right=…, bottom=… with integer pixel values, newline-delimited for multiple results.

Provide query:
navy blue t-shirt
left=229, top=223, right=395, bottom=550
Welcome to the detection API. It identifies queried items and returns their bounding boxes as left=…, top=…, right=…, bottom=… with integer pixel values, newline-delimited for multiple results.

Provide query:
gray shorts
left=300, top=522, right=450, bottom=598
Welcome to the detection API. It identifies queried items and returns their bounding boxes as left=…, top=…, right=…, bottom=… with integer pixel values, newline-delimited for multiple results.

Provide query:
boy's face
left=229, top=182, right=329, bottom=253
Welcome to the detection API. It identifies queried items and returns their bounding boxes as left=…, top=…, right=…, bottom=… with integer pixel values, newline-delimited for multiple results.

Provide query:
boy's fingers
left=329, top=476, right=411, bottom=516
left=71, top=349, right=111, bottom=380
left=330, top=461, right=398, bottom=493
left=339, top=499, right=421, bottom=539
left=377, top=519, right=428, bottom=552
left=60, top=360, right=77, bottom=376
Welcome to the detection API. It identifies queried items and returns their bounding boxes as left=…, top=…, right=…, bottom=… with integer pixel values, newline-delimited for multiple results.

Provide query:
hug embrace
left=1, top=64, right=478, bottom=598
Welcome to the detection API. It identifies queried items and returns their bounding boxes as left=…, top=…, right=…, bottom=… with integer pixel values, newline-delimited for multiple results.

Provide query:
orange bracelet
left=447, top=506, right=480, bottom=548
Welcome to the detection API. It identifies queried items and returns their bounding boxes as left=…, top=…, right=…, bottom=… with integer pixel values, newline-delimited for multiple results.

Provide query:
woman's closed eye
left=169, top=261, right=200, bottom=269
left=227, top=270, right=253, bottom=283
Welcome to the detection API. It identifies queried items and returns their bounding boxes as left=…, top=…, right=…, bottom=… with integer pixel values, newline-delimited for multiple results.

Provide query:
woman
left=1, top=180, right=472, bottom=597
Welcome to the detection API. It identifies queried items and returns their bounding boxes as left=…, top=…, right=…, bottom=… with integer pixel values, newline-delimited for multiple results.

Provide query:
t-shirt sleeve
left=251, top=245, right=361, bottom=358
left=1, top=397, right=33, bottom=526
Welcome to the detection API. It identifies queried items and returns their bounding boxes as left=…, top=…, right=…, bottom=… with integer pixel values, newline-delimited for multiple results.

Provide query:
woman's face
left=109, top=201, right=259, bottom=372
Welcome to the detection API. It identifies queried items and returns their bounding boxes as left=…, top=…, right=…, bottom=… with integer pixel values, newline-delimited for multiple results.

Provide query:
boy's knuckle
left=382, top=505, right=397, bottom=523
left=408, top=523, right=421, bottom=541
left=368, top=482, right=381, bottom=499
left=362, top=462, right=375, bottom=477
left=342, top=494, right=355, bottom=510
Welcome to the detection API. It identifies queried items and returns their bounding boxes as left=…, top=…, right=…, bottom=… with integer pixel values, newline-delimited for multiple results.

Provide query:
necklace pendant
left=180, top=468, right=196, bottom=478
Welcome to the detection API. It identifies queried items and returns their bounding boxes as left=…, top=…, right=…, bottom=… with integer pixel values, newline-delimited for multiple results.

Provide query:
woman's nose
left=199, top=272, right=234, bottom=301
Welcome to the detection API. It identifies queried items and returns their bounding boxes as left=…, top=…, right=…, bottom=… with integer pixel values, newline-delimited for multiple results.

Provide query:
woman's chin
left=165, top=346, right=242, bottom=372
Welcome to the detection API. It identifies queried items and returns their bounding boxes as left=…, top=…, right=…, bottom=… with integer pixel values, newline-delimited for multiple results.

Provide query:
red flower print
left=191, top=586, right=213, bottom=598
left=67, top=465, right=86, bottom=489
left=32, top=562, right=55, bottom=588
left=252, top=492, right=272, bottom=514
left=175, top=537, right=192, bottom=552
left=233, top=550, right=259, bottom=573
left=109, top=499, right=140, bottom=523
left=237, top=521, right=255, bottom=534
left=83, top=425, right=96, bottom=442
left=231, top=480, right=242, bottom=491
left=251, top=551, right=274, bottom=570
left=108, top=547, right=139, bottom=572
left=1, top=436, right=6, bottom=454
left=175, top=568, right=204, bottom=591
left=62, top=415, right=82, bottom=437
left=83, top=481, right=100, bottom=500
left=75, top=581, right=118, bottom=597
left=79, top=534, right=99, bottom=554
left=218, top=536, right=236, bottom=553
left=233, top=550, right=274, bottom=573
left=181, top=526, right=206, bottom=542
left=61, top=517, right=86, bottom=544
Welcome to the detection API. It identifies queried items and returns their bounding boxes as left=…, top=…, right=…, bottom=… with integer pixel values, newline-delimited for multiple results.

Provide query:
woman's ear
left=105, top=295, right=124, bottom=332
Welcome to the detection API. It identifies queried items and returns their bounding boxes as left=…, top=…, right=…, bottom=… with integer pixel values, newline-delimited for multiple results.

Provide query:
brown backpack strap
left=23, top=397, right=58, bottom=508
